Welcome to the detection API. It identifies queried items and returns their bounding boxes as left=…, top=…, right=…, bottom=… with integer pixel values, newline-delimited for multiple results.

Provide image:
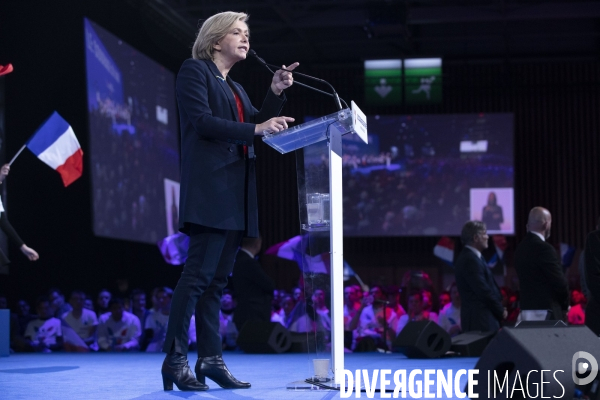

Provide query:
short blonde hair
left=192, top=11, right=249, bottom=60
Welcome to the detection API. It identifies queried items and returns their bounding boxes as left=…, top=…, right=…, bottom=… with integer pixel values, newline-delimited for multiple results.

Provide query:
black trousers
left=163, top=224, right=243, bottom=356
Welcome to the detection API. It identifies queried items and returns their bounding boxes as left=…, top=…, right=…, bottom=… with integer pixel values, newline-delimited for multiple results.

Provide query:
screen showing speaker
left=341, top=113, right=514, bottom=236
left=84, top=18, right=180, bottom=244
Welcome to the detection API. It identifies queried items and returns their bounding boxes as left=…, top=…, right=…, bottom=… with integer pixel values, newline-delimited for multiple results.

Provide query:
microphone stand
left=375, top=299, right=390, bottom=352
left=383, top=302, right=389, bottom=352
left=249, top=51, right=344, bottom=111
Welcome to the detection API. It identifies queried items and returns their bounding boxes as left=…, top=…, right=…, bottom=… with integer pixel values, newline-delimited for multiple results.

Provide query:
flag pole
left=9, top=145, right=26, bottom=165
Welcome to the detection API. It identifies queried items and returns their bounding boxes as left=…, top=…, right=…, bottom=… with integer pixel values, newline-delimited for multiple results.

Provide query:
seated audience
left=293, top=287, right=303, bottom=303
left=343, top=285, right=362, bottom=329
left=24, top=297, right=63, bottom=352
left=568, top=289, right=586, bottom=325
left=385, top=285, right=406, bottom=318
left=97, top=298, right=141, bottom=351
left=501, top=287, right=520, bottom=326
left=144, top=287, right=172, bottom=352
left=438, top=283, right=461, bottom=336
left=286, top=287, right=316, bottom=333
left=349, top=286, right=398, bottom=352
left=131, top=289, right=151, bottom=329
left=219, top=290, right=238, bottom=350
left=438, top=290, right=451, bottom=311
left=272, top=295, right=295, bottom=326
left=15, top=299, right=36, bottom=337
left=83, top=296, right=94, bottom=312
left=96, top=289, right=111, bottom=317
left=312, top=288, right=331, bottom=334
left=62, top=290, right=98, bottom=351
left=396, top=290, right=438, bottom=335
left=48, top=287, right=72, bottom=318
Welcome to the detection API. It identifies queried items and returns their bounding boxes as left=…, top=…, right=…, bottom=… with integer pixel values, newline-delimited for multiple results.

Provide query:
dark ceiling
left=129, top=0, right=600, bottom=67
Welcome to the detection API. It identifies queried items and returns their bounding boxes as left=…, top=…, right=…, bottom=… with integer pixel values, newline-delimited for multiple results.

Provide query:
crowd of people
left=0, top=277, right=589, bottom=355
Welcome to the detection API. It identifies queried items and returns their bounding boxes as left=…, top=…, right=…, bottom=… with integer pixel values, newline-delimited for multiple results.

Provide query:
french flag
left=434, top=236, right=455, bottom=266
left=27, top=112, right=83, bottom=186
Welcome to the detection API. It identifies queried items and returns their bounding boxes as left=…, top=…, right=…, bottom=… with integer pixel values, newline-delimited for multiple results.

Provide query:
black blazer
left=455, top=247, right=504, bottom=332
left=514, top=232, right=569, bottom=316
left=231, top=250, right=275, bottom=330
left=176, top=58, right=286, bottom=236
left=584, top=230, right=600, bottom=334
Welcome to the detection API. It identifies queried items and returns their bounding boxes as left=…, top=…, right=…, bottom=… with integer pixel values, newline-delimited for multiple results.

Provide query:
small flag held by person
left=25, top=112, right=83, bottom=186
left=434, top=236, right=454, bottom=266
left=560, top=243, right=576, bottom=268
left=158, top=232, right=190, bottom=265
left=492, top=235, right=507, bottom=261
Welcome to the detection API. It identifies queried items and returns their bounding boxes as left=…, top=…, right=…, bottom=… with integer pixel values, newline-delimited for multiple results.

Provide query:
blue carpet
left=0, top=352, right=478, bottom=399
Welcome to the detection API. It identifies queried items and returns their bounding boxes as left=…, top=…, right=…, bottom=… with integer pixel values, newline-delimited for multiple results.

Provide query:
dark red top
left=233, top=92, right=248, bottom=155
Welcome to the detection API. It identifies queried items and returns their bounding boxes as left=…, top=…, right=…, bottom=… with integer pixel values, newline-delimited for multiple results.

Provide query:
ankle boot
left=195, top=355, right=251, bottom=389
left=162, top=352, right=209, bottom=391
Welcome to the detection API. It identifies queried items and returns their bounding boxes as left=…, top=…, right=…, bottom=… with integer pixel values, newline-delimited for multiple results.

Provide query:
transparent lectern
left=263, top=101, right=367, bottom=388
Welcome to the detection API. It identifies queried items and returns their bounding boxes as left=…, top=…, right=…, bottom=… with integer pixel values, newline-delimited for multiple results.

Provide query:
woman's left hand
left=20, top=244, right=39, bottom=261
left=271, top=62, right=300, bottom=95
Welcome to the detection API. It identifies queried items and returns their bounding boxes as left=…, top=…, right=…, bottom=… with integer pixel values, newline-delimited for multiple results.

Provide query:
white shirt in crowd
left=25, top=318, right=62, bottom=346
left=438, top=304, right=461, bottom=335
left=271, top=309, right=286, bottom=325
left=62, top=309, right=98, bottom=343
left=144, top=311, right=169, bottom=352
left=356, top=305, right=398, bottom=339
left=219, top=311, right=238, bottom=348
left=316, top=308, right=331, bottom=332
left=395, top=311, right=438, bottom=335
left=97, top=311, right=141, bottom=351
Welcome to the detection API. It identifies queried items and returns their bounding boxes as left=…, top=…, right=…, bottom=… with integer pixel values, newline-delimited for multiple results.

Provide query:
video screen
left=342, top=113, right=514, bottom=236
left=84, top=18, right=180, bottom=244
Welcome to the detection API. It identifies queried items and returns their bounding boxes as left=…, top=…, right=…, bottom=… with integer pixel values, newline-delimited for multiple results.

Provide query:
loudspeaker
left=450, top=331, right=496, bottom=357
left=514, top=320, right=567, bottom=328
left=236, top=321, right=291, bottom=354
left=392, top=320, right=451, bottom=358
left=471, top=325, right=600, bottom=399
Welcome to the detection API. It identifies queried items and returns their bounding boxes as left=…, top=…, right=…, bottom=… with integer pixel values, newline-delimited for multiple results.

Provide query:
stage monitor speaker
left=514, top=319, right=567, bottom=328
left=236, top=321, right=291, bottom=354
left=450, top=331, right=496, bottom=357
left=392, top=320, right=451, bottom=358
left=471, top=325, right=600, bottom=399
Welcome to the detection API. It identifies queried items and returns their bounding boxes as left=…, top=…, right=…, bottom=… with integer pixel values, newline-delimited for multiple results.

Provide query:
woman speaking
left=161, top=11, right=297, bottom=391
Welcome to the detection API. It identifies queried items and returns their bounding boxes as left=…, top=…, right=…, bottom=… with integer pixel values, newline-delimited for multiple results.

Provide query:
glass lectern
left=263, top=102, right=367, bottom=388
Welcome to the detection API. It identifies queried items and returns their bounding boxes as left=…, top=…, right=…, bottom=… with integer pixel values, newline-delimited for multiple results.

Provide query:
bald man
left=514, top=207, right=569, bottom=321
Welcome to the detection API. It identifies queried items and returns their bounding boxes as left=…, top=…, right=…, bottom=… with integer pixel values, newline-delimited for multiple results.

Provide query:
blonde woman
left=161, top=11, right=297, bottom=391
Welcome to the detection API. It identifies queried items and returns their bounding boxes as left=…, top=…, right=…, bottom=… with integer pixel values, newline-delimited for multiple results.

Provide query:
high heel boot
left=162, top=352, right=209, bottom=391
left=195, top=355, right=251, bottom=389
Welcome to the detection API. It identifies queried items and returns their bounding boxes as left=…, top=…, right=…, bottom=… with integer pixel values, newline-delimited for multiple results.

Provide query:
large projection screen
left=342, top=113, right=514, bottom=237
left=84, top=18, right=180, bottom=244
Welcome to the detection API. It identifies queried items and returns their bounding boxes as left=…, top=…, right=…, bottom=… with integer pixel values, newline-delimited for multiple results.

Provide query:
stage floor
left=0, top=352, right=478, bottom=399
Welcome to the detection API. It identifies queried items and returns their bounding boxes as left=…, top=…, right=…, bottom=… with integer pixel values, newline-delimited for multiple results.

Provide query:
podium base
left=286, top=378, right=336, bottom=391
left=286, top=378, right=358, bottom=392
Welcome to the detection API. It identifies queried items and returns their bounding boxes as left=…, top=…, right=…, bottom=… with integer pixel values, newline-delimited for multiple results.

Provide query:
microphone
left=248, top=49, right=345, bottom=111
left=248, top=49, right=268, bottom=66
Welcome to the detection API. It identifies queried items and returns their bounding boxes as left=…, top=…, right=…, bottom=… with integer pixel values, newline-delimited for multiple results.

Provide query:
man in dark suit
left=455, top=220, right=505, bottom=332
left=231, top=236, right=275, bottom=331
left=514, top=207, right=569, bottom=321
left=584, top=217, right=600, bottom=335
